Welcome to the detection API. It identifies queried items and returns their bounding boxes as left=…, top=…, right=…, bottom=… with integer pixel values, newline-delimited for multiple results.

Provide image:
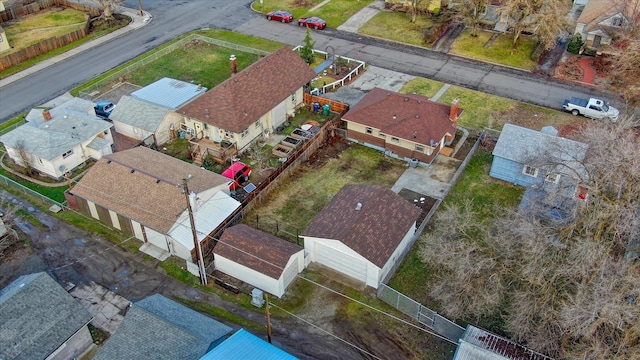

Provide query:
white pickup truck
left=562, top=97, right=619, bottom=121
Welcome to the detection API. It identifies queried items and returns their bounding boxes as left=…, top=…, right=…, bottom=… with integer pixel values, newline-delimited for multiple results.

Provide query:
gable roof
left=301, top=184, right=421, bottom=268
left=25, top=97, right=96, bottom=124
left=0, top=112, right=112, bottom=161
left=110, top=95, right=169, bottom=132
left=131, top=77, right=207, bottom=109
left=177, top=46, right=316, bottom=132
left=0, top=272, right=93, bottom=360
left=577, top=0, right=632, bottom=31
left=216, top=224, right=303, bottom=280
left=493, top=124, right=588, bottom=175
left=342, top=88, right=460, bottom=146
left=200, top=329, right=298, bottom=360
left=93, top=294, right=232, bottom=360
left=69, top=146, right=231, bottom=233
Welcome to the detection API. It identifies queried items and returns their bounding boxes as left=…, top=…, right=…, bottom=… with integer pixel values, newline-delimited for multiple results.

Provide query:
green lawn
left=253, top=0, right=374, bottom=28
left=450, top=29, right=538, bottom=70
left=398, top=77, right=445, bottom=98
left=359, top=11, right=436, bottom=47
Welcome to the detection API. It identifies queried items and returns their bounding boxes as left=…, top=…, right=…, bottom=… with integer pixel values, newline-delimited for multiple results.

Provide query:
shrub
left=567, top=33, right=583, bottom=54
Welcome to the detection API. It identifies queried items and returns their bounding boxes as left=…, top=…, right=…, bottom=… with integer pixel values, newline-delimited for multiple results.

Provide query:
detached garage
left=214, top=224, right=305, bottom=298
left=300, top=184, right=421, bottom=289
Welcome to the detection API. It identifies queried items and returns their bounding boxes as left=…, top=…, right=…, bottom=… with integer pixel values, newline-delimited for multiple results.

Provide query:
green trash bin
left=322, top=103, right=331, bottom=115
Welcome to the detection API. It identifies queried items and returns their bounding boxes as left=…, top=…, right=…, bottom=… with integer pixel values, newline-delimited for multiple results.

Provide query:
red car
left=298, top=16, right=326, bottom=30
left=266, top=10, right=293, bottom=23
left=222, top=162, right=251, bottom=190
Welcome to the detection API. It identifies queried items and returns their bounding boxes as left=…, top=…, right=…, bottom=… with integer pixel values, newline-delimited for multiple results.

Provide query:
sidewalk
left=0, top=7, right=152, bottom=88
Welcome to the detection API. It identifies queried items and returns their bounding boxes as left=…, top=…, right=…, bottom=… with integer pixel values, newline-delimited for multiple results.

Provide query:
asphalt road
left=0, top=0, right=623, bottom=122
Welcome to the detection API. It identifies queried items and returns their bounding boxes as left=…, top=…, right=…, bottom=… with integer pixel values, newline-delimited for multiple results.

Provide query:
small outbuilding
left=215, top=224, right=305, bottom=298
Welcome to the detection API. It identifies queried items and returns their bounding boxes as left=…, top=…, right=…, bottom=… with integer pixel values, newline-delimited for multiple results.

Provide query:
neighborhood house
left=341, top=88, right=461, bottom=166
left=66, top=147, right=240, bottom=267
left=0, top=97, right=113, bottom=179
left=574, top=0, right=633, bottom=52
left=300, top=184, right=421, bottom=289
left=176, top=46, right=316, bottom=164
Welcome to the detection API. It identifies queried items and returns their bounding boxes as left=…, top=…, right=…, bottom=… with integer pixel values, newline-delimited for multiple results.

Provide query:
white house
left=0, top=98, right=113, bottom=179
left=574, top=0, right=633, bottom=50
left=110, top=78, right=207, bottom=147
left=300, top=184, right=422, bottom=289
left=66, top=147, right=240, bottom=266
left=215, top=224, right=305, bottom=298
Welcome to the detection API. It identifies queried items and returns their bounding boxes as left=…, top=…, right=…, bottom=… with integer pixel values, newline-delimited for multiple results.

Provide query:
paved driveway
left=322, top=66, right=416, bottom=106
left=392, top=156, right=461, bottom=200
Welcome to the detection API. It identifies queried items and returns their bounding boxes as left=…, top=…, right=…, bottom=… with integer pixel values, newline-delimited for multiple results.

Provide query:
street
left=0, top=0, right=621, bottom=122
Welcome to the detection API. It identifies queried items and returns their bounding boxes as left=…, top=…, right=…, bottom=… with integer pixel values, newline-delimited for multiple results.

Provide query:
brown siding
left=348, top=130, right=386, bottom=148
left=95, top=204, right=113, bottom=227
left=117, top=214, right=134, bottom=235
left=74, top=196, right=91, bottom=216
left=386, top=143, right=413, bottom=158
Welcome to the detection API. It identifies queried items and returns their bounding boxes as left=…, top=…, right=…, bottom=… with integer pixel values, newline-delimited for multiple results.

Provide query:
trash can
left=313, top=102, right=320, bottom=113
left=409, top=158, right=419, bottom=168
left=322, top=103, right=331, bottom=116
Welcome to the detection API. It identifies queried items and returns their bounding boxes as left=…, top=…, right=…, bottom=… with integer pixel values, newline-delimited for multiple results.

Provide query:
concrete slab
left=322, top=66, right=416, bottom=106
left=139, top=242, right=170, bottom=261
left=337, top=0, right=385, bottom=33
left=70, top=282, right=130, bottom=334
left=391, top=156, right=461, bottom=199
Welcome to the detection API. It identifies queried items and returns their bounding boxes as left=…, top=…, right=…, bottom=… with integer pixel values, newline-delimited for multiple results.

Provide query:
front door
left=194, top=123, right=203, bottom=139
left=593, top=35, right=601, bottom=47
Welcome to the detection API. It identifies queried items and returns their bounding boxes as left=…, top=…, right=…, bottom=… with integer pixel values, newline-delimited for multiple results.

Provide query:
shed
left=131, top=77, right=207, bottom=109
left=110, top=95, right=172, bottom=146
left=215, top=224, right=304, bottom=298
left=300, top=184, right=421, bottom=288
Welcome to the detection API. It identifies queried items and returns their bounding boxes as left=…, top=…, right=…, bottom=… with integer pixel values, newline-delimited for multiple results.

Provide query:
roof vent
left=404, top=97, right=409, bottom=102
left=392, top=115, right=397, bottom=120
left=355, top=202, right=362, bottom=211
left=107, top=160, right=112, bottom=164
left=130, top=169, right=135, bottom=173
left=156, top=179, right=161, bottom=184
left=415, top=114, right=419, bottom=119
left=413, top=131, right=417, bottom=138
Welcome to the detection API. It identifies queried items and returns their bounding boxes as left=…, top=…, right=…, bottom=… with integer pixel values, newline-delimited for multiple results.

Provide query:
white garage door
left=315, top=243, right=367, bottom=283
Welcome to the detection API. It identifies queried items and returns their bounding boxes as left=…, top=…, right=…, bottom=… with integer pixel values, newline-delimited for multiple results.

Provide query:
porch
left=189, top=138, right=238, bottom=165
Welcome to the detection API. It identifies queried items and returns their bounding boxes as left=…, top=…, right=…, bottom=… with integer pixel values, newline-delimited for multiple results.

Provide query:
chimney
left=230, top=54, right=237, bottom=75
left=449, top=98, right=460, bottom=123
left=43, top=109, right=52, bottom=121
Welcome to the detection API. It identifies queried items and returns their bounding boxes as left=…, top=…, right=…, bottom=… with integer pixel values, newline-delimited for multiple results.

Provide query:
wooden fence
left=303, top=93, right=350, bottom=113
left=0, top=0, right=100, bottom=23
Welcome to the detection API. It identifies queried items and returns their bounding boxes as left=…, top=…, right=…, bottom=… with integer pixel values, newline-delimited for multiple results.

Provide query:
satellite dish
left=59, top=165, right=66, bottom=172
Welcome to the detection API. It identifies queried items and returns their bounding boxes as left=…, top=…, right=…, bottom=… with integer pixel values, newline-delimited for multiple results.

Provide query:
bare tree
left=410, top=0, right=427, bottom=23
left=90, top=0, right=124, bottom=19
left=459, top=0, right=487, bottom=37
left=499, top=0, right=570, bottom=52
left=421, top=116, right=640, bottom=359
left=14, top=140, right=34, bottom=177
left=605, top=0, right=640, bottom=104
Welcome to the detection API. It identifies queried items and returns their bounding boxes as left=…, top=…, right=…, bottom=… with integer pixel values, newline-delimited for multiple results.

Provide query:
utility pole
left=182, top=175, right=208, bottom=285
left=265, top=293, right=272, bottom=343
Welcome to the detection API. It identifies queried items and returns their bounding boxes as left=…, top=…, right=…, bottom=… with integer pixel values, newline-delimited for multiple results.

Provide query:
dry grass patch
left=359, top=11, right=435, bottom=47
left=4, top=8, right=87, bottom=51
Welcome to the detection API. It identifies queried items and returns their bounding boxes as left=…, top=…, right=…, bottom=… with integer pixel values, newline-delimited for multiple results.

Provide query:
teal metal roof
left=200, top=329, right=298, bottom=360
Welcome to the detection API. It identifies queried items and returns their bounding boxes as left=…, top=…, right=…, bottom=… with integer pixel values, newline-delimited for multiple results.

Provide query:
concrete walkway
left=0, top=7, right=152, bottom=88
left=337, top=0, right=385, bottom=33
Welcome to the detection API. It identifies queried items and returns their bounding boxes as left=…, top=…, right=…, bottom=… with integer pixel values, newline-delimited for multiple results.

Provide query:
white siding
left=145, top=227, right=167, bottom=251
left=109, top=210, right=121, bottom=230
left=379, top=223, right=417, bottom=285
left=131, top=221, right=144, bottom=241
left=271, top=102, right=287, bottom=129
left=215, top=255, right=284, bottom=297
left=282, top=250, right=305, bottom=289
left=306, top=238, right=371, bottom=285
left=87, top=201, right=99, bottom=219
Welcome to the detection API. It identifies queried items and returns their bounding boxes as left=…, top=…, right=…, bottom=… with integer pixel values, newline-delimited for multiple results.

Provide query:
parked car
left=266, top=10, right=293, bottom=23
left=222, top=162, right=251, bottom=190
left=94, top=100, right=115, bottom=119
left=298, top=16, right=326, bottom=30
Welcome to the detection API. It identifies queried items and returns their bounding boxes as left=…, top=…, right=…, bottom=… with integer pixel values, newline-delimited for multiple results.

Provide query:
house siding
left=379, top=223, right=416, bottom=285
left=489, top=156, right=541, bottom=187
left=113, top=121, right=151, bottom=141
left=215, top=255, right=285, bottom=297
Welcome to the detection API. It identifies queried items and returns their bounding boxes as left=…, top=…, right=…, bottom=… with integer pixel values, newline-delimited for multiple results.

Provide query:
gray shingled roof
left=132, top=77, right=207, bottom=109
left=110, top=95, right=170, bottom=132
left=216, top=224, right=303, bottom=279
left=493, top=123, right=588, bottom=166
left=93, top=294, right=231, bottom=360
left=0, top=113, right=112, bottom=161
left=0, top=272, right=93, bottom=360
left=301, top=185, right=421, bottom=268
left=25, top=97, right=96, bottom=124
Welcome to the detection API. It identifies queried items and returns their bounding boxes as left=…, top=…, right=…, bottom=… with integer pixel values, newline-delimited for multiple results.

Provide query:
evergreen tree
left=300, top=28, right=316, bottom=65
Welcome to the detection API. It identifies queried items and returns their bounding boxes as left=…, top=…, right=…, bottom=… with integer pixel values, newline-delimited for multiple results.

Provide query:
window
left=255, top=120, right=261, bottom=129
left=522, top=165, right=538, bottom=177
left=62, top=149, right=73, bottom=159
left=366, top=127, right=373, bottom=134
left=415, top=145, right=425, bottom=152
left=241, top=128, right=249, bottom=138
left=612, top=17, right=623, bottom=27
left=391, top=137, right=400, bottom=143
left=545, top=173, right=560, bottom=184
left=103, top=130, right=109, bottom=135
left=379, top=133, right=386, bottom=138
left=224, top=130, right=234, bottom=138
left=291, top=93, right=296, bottom=102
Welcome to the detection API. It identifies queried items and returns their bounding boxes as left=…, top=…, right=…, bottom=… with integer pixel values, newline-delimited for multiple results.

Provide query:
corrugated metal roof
left=200, top=329, right=298, bottom=360
left=132, top=77, right=207, bottom=109
left=454, top=325, right=553, bottom=360
left=169, top=191, right=241, bottom=250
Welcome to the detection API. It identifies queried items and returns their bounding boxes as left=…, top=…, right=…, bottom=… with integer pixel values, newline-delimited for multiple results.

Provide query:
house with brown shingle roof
left=66, top=146, right=241, bottom=265
left=215, top=224, right=304, bottom=298
left=300, top=184, right=421, bottom=289
left=342, top=88, right=462, bottom=166
left=574, top=0, right=635, bottom=51
left=176, top=46, right=316, bottom=156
